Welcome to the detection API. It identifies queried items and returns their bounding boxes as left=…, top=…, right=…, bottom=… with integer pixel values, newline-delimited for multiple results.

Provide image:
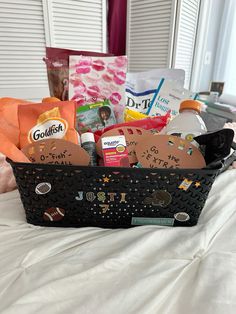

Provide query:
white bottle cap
left=81, top=132, right=95, bottom=144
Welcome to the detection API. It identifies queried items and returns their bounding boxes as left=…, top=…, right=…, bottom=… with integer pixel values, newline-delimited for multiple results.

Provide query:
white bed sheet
left=0, top=170, right=236, bottom=314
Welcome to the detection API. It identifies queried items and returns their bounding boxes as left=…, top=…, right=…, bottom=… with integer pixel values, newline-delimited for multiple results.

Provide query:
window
left=213, top=0, right=236, bottom=97
left=191, top=0, right=236, bottom=103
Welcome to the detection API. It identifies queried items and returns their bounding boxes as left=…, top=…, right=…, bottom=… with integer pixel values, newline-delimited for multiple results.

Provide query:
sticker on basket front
left=75, top=191, right=84, bottom=200
left=76, top=192, right=128, bottom=203
left=35, top=182, right=51, bottom=195
left=120, top=193, right=127, bottom=203
left=131, top=217, right=174, bottom=226
left=99, top=204, right=110, bottom=213
left=86, top=192, right=96, bottom=202
left=174, top=212, right=190, bottom=222
left=97, top=192, right=106, bottom=202
left=195, top=181, right=201, bottom=188
left=143, top=190, right=172, bottom=207
left=99, top=174, right=112, bottom=183
left=43, top=207, right=65, bottom=222
left=178, top=178, right=193, bottom=191
left=108, top=192, right=116, bottom=201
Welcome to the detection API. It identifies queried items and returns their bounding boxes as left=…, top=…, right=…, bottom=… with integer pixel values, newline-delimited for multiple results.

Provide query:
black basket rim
left=7, top=158, right=220, bottom=175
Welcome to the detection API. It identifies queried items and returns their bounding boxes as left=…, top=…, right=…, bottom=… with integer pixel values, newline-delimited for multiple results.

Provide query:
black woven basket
left=9, top=160, right=219, bottom=228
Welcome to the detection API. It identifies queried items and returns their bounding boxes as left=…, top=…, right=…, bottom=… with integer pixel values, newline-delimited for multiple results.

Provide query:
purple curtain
left=108, top=0, right=127, bottom=56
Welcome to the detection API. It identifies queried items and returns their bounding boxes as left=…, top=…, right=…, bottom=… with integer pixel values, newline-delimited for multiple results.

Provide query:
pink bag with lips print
left=43, top=47, right=112, bottom=101
left=69, top=55, right=127, bottom=123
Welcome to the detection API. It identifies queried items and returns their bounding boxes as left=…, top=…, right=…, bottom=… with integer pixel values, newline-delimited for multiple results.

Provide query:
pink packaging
left=101, top=135, right=129, bottom=167
left=69, top=55, right=127, bottom=123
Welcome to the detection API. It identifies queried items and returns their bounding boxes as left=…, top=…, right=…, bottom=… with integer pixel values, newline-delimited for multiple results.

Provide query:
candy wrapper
left=43, top=47, right=112, bottom=101
left=69, top=55, right=127, bottom=123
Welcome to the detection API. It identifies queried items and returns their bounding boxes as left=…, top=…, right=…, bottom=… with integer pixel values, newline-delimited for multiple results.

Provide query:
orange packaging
left=18, top=101, right=78, bottom=148
left=0, top=97, right=32, bottom=147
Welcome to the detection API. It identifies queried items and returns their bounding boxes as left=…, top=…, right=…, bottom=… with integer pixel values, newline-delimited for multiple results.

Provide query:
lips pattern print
left=69, top=56, right=127, bottom=123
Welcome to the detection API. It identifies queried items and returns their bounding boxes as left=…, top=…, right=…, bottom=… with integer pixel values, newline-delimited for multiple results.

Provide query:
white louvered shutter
left=47, top=0, right=107, bottom=52
left=0, top=0, right=106, bottom=101
left=0, top=0, right=49, bottom=101
left=171, top=0, right=200, bottom=88
left=126, top=0, right=177, bottom=71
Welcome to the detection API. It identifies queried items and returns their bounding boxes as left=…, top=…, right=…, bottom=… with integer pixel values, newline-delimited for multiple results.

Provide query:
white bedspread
left=0, top=170, right=236, bottom=314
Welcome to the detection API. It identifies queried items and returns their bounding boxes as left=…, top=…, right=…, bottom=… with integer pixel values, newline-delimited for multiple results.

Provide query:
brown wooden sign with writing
left=135, top=135, right=206, bottom=169
left=22, top=138, right=90, bottom=166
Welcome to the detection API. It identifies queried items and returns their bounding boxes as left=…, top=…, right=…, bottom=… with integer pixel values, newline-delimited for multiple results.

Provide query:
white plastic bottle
left=165, top=100, right=207, bottom=144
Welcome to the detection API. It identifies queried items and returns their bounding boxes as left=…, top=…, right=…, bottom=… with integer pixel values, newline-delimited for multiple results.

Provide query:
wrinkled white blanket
left=0, top=170, right=236, bottom=314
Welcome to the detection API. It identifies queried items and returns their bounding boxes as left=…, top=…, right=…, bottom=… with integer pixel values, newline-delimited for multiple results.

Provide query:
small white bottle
left=81, top=132, right=97, bottom=166
left=165, top=100, right=207, bottom=144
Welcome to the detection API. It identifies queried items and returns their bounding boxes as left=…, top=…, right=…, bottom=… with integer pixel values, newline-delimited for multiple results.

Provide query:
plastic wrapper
left=125, top=69, right=185, bottom=114
left=69, top=55, right=127, bottom=123
left=43, top=47, right=112, bottom=101
left=147, top=80, right=196, bottom=117
left=18, top=101, right=78, bottom=148
left=124, top=108, right=148, bottom=122
left=76, top=100, right=117, bottom=133
left=94, top=112, right=170, bottom=142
